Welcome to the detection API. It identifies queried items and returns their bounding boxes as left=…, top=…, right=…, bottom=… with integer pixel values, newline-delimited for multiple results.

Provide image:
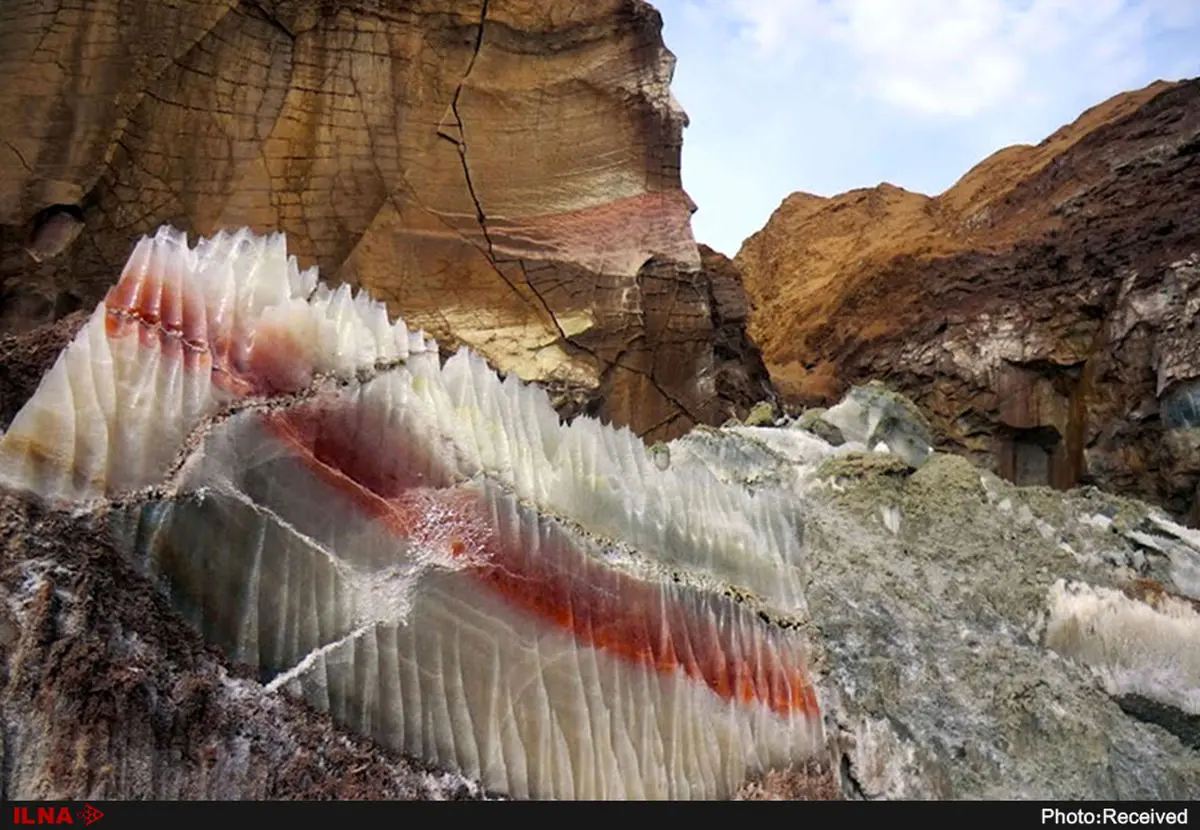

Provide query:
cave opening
left=997, top=424, right=1064, bottom=488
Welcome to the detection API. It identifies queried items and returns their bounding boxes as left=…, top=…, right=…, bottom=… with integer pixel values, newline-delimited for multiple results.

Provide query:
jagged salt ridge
left=0, top=227, right=821, bottom=799
left=0, top=227, right=434, bottom=500
left=136, top=403, right=822, bottom=799
left=393, top=349, right=806, bottom=611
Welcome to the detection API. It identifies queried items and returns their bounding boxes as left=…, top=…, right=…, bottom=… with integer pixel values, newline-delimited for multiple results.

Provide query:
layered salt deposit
left=0, top=227, right=823, bottom=799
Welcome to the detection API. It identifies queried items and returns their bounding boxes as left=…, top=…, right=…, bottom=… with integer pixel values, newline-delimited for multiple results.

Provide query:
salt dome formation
left=5, top=227, right=1200, bottom=801
left=0, top=227, right=822, bottom=799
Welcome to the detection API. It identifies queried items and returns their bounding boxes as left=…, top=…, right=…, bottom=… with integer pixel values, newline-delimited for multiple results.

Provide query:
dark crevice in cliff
left=446, top=1, right=490, bottom=229
left=839, top=750, right=869, bottom=800
left=3, top=140, right=32, bottom=174
left=246, top=1, right=297, bottom=41
left=435, top=1, right=703, bottom=434
left=439, top=2, right=575, bottom=344
left=633, top=406, right=690, bottom=441
left=700, top=260, right=776, bottom=412
left=1115, top=694, right=1200, bottom=751
left=1065, top=273, right=1129, bottom=491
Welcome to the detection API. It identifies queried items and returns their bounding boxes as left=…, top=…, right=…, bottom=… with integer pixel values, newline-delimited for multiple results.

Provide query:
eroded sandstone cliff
left=0, top=0, right=771, bottom=442
left=737, top=78, right=1200, bottom=519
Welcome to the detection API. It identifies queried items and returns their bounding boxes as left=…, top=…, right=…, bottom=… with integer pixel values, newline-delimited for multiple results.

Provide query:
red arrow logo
left=76, top=806, right=103, bottom=826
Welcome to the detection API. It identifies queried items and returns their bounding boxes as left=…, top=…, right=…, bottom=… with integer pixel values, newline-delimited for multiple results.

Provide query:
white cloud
left=657, top=0, right=1200, bottom=254
left=725, top=0, right=826, bottom=50
left=718, top=0, right=1193, bottom=117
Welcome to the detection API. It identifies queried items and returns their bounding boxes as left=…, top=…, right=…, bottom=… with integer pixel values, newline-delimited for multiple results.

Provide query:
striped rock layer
left=0, top=227, right=823, bottom=799
left=0, top=0, right=774, bottom=444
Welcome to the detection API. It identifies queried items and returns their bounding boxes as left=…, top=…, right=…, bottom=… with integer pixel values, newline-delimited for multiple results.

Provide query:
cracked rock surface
left=0, top=0, right=771, bottom=442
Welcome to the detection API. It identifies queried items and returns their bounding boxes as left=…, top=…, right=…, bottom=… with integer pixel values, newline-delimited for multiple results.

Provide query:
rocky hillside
left=737, top=79, right=1200, bottom=520
left=0, top=0, right=772, bottom=442
left=4, top=258, right=1198, bottom=797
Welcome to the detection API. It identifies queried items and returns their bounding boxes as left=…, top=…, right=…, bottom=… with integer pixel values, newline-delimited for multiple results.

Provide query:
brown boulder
left=0, top=0, right=772, bottom=442
left=737, top=78, right=1200, bottom=519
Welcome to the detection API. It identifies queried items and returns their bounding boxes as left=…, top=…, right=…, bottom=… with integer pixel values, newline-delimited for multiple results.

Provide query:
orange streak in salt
left=101, top=260, right=277, bottom=398
left=92, top=247, right=824, bottom=723
left=258, top=404, right=821, bottom=720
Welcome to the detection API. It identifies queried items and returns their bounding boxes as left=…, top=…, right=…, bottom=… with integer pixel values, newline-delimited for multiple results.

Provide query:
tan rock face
left=0, top=0, right=771, bottom=442
left=737, top=78, right=1200, bottom=519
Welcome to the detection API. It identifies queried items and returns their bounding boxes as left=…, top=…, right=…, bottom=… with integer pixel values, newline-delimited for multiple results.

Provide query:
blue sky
left=654, top=0, right=1200, bottom=255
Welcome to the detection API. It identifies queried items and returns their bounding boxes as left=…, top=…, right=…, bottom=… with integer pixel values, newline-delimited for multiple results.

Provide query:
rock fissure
left=436, top=4, right=619, bottom=374
left=3, top=140, right=31, bottom=175
left=839, top=749, right=868, bottom=800
left=248, top=1, right=297, bottom=41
